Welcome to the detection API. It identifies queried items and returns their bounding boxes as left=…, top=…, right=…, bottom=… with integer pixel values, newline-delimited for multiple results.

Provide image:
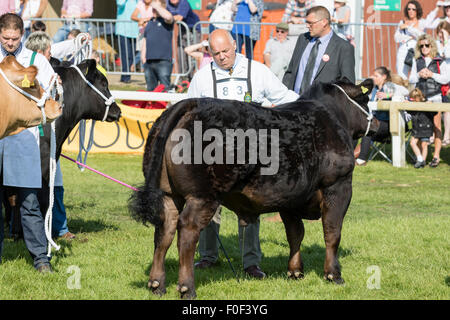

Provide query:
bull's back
left=161, top=99, right=351, bottom=213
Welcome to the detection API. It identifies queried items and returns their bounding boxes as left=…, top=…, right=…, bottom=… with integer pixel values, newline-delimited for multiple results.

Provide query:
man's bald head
left=208, top=29, right=237, bottom=70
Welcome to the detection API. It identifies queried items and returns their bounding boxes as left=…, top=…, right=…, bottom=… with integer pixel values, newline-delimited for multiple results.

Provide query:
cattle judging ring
left=0, top=0, right=448, bottom=305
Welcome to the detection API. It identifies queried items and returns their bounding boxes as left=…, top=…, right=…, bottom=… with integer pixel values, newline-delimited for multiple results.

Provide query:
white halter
left=332, top=84, right=374, bottom=137
left=70, top=64, right=115, bottom=122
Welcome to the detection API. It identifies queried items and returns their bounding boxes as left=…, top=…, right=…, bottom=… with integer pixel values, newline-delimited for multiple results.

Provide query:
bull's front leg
left=279, top=211, right=305, bottom=279
left=176, top=198, right=219, bottom=299
left=321, top=178, right=352, bottom=285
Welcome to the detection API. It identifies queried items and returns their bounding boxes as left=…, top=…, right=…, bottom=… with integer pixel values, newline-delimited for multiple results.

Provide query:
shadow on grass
left=1, top=217, right=117, bottom=268
left=128, top=233, right=353, bottom=295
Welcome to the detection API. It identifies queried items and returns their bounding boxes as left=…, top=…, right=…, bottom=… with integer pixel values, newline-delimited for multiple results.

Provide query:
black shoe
left=194, top=259, right=217, bottom=269
left=414, top=160, right=425, bottom=168
left=36, top=264, right=53, bottom=273
left=244, top=265, right=266, bottom=279
left=429, top=158, right=440, bottom=168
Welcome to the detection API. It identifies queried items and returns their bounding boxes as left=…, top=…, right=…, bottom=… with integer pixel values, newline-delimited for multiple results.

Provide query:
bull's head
left=77, top=59, right=122, bottom=122
left=0, top=56, right=62, bottom=138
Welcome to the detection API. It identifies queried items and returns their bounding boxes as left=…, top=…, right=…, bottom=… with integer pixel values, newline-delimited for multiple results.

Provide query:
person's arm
left=259, top=63, right=299, bottom=105
left=35, top=0, right=48, bottom=18
left=432, top=60, right=450, bottom=84
left=246, top=0, right=258, bottom=14
left=152, top=1, right=174, bottom=24
left=409, top=59, right=419, bottom=84
left=339, top=42, right=355, bottom=83
left=141, top=38, right=147, bottom=65
left=423, top=7, right=439, bottom=29
left=185, top=41, right=206, bottom=59
left=131, top=7, right=141, bottom=22
left=263, top=41, right=272, bottom=68
left=394, top=21, right=412, bottom=44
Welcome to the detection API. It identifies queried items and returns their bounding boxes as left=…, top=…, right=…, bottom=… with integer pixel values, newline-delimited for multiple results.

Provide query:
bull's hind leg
left=149, top=195, right=183, bottom=296
left=321, top=177, right=353, bottom=285
left=279, top=211, right=305, bottom=279
left=176, top=198, right=219, bottom=299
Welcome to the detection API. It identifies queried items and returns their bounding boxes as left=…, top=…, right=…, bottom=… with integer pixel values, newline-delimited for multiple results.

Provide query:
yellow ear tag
left=96, top=64, right=107, bottom=77
left=361, top=86, right=369, bottom=94
left=22, top=74, right=31, bottom=88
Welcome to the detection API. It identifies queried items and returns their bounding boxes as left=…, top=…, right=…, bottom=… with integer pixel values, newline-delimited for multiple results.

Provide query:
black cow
left=6, top=59, right=121, bottom=237
left=128, top=79, right=379, bottom=299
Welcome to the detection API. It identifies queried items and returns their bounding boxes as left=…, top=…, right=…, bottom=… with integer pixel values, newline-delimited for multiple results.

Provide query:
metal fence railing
left=31, top=18, right=193, bottom=83
left=30, top=18, right=440, bottom=84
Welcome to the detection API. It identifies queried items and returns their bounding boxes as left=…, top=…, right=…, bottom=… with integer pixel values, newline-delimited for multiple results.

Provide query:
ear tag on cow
left=85, top=67, right=89, bottom=76
left=22, top=75, right=31, bottom=88
left=244, top=91, right=252, bottom=103
left=96, top=64, right=107, bottom=77
left=361, top=86, right=369, bottom=94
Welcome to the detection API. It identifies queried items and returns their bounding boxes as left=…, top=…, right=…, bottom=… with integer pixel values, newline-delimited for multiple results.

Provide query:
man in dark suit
left=282, top=5, right=355, bottom=95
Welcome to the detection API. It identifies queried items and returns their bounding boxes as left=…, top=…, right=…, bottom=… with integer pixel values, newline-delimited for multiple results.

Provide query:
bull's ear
left=358, top=78, right=374, bottom=97
left=80, top=59, right=97, bottom=81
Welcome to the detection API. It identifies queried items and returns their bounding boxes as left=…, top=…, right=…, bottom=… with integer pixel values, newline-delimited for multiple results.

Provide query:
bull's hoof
left=287, top=270, right=304, bottom=280
left=148, top=280, right=166, bottom=296
left=177, top=284, right=197, bottom=300
left=324, top=273, right=345, bottom=285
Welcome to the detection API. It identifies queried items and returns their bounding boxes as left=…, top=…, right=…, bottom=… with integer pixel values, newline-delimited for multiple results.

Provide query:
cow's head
left=77, top=59, right=121, bottom=122
left=332, top=78, right=380, bottom=139
left=0, top=56, right=62, bottom=137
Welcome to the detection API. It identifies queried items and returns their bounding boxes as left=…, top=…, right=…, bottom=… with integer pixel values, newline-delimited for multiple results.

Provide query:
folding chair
left=368, top=119, right=415, bottom=163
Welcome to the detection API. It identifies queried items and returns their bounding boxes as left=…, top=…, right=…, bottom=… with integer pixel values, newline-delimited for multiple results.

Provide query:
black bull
left=129, top=79, right=379, bottom=299
left=5, top=59, right=121, bottom=238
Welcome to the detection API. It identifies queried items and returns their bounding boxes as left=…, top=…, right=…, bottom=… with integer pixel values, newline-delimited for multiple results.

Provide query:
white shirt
left=0, top=46, right=55, bottom=188
left=394, top=19, right=426, bottom=48
left=187, top=53, right=299, bottom=106
left=51, top=39, right=77, bottom=60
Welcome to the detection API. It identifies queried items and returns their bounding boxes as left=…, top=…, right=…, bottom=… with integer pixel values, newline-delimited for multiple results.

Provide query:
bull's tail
left=128, top=99, right=197, bottom=226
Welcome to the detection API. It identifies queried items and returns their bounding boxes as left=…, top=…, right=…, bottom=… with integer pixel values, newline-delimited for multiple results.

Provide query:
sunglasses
left=419, top=44, right=430, bottom=49
left=407, top=7, right=417, bottom=11
left=276, top=29, right=287, bottom=33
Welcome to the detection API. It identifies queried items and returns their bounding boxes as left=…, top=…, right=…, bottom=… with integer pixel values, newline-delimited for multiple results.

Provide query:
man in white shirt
left=0, top=13, right=56, bottom=272
left=188, top=29, right=298, bottom=279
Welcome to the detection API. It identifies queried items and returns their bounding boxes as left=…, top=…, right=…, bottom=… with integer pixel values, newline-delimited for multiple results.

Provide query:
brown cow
left=0, top=56, right=62, bottom=139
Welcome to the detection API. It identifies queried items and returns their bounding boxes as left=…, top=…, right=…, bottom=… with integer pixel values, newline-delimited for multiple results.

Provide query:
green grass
left=1, top=150, right=449, bottom=300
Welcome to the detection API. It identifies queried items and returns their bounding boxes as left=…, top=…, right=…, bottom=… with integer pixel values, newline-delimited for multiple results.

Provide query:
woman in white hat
left=424, top=0, right=450, bottom=30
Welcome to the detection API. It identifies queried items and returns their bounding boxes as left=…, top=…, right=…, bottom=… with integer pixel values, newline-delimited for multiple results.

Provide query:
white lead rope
left=332, top=84, right=374, bottom=137
left=45, top=120, right=60, bottom=256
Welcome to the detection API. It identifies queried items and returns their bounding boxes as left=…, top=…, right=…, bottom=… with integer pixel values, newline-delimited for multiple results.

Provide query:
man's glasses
left=276, top=29, right=287, bottom=33
left=419, top=44, right=430, bottom=49
left=305, top=19, right=322, bottom=26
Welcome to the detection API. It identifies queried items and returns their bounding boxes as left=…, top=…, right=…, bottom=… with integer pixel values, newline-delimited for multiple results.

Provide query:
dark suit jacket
left=282, top=31, right=355, bottom=91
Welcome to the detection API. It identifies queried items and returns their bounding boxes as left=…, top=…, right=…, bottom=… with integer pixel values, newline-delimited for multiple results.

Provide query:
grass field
left=0, top=148, right=449, bottom=300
